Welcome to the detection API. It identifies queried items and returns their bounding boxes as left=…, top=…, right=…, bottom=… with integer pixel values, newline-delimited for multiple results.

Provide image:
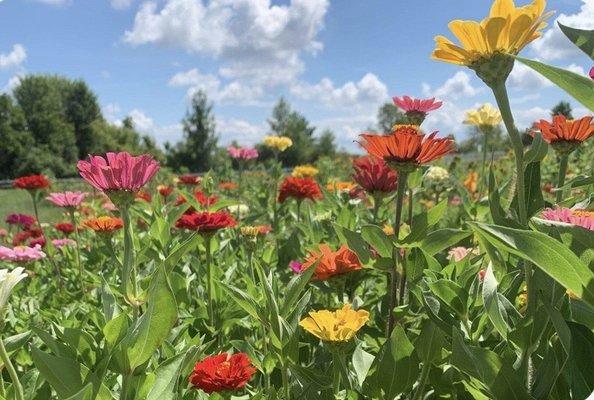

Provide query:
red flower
left=278, top=177, right=323, bottom=203
left=13, top=175, right=51, bottom=190
left=352, top=156, right=397, bottom=194
left=176, top=211, right=236, bottom=233
left=359, top=127, right=454, bottom=168
left=158, top=185, right=173, bottom=198
left=55, top=222, right=75, bottom=235
left=175, top=191, right=219, bottom=212
left=534, top=115, right=594, bottom=145
left=299, top=244, right=362, bottom=281
left=219, top=181, right=238, bottom=191
left=178, top=175, right=201, bottom=186
left=136, top=191, right=152, bottom=202
left=189, top=352, right=256, bottom=394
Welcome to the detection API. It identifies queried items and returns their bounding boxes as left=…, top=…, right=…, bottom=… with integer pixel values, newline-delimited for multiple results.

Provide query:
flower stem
left=0, top=337, right=24, bottom=400
left=69, top=210, right=84, bottom=290
left=411, top=361, right=431, bottom=400
left=479, top=127, right=489, bottom=197
left=556, top=154, right=569, bottom=204
left=281, top=361, right=290, bottom=400
left=120, top=205, right=138, bottom=309
left=205, top=235, right=215, bottom=328
left=386, top=171, right=408, bottom=338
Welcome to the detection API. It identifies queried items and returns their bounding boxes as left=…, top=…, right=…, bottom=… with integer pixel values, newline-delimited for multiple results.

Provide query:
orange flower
left=463, top=172, right=478, bottom=193
left=83, top=216, right=123, bottom=234
left=359, top=127, right=454, bottom=170
left=326, top=181, right=356, bottom=193
left=300, top=244, right=362, bottom=281
left=219, top=181, right=238, bottom=191
left=534, top=115, right=594, bottom=147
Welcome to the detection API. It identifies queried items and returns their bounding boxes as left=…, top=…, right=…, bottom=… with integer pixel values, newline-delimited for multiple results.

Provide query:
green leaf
left=471, top=222, right=594, bottom=307
left=565, top=322, right=594, bottom=398
left=427, top=279, right=468, bottom=318
left=558, top=23, right=594, bottom=59
left=4, top=331, right=32, bottom=353
left=523, top=133, right=548, bottom=164
left=419, top=229, right=471, bottom=256
left=64, top=384, right=93, bottom=400
left=103, top=313, right=129, bottom=351
left=146, top=353, right=186, bottom=400
left=415, top=320, right=445, bottom=363
left=333, top=224, right=371, bottom=264
left=482, top=264, right=510, bottom=339
left=404, top=199, right=447, bottom=243
left=516, top=57, right=594, bottom=111
left=352, top=344, right=374, bottom=387
left=30, top=346, right=83, bottom=398
left=220, top=283, right=262, bottom=322
left=361, top=225, right=394, bottom=258
left=280, top=265, right=315, bottom=317
left=123, top=265, right=177, bottom=371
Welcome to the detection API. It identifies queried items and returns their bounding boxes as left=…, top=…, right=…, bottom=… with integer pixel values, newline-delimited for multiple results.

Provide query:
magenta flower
left=52, top=238, right=76, bottom=249
left=5, top=214, right=36, bottom=229
left=0, top=245, right=46, bottom=263
left=289, top=260, right=303, bottom=274
left=77, top=152, right=160, bottom=193
left=589, top=67, right=594, bottom=80
left=393, top=96, right=442, bottom=114
left=540, top=208, right=594, bottom=231
left=227, top=146, right=259, bottom=160
left=46, top=191, right=87, bottom=208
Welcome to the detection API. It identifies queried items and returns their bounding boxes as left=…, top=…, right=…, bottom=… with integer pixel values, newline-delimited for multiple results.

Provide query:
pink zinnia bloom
left=289, top=260, right=303, bottom=274
left=449, top=196, right=462, bottom=206
left=393, top=96, right=442, bottom=113
left=540, top=207, right=594, bottom=231
left=590, top=67, right=594, bottom=80
left=5, top=214, right=36, bottom=229
left=52, top=238, right=76, bottom=249
left=0, top=245, right=46, bottom=263
left=448, top=247, right=476, bottom=262
left=46, top=191, right=87, bottom=208
left=77, top=152, right=160, bottom=192
left=227, top=146, right=259, bottom=160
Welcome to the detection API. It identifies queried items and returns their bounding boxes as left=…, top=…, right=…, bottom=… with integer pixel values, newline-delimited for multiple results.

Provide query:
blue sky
left=0, top=0, right=592, bottom=152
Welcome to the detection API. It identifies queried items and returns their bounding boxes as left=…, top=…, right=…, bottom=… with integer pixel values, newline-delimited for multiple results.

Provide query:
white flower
left=0, top=267, right=27, bottom=316
left=227, top=204, right=250, bottom=218
left=425, top=166, right=450, bottom=184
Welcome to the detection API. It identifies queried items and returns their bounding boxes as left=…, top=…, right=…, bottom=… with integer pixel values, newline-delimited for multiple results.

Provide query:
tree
left=551, top=101, right=573, bottom=119
left=377, top=102, right=407, bottom=132
left=64, top=80, right=102, bottom=158
left=165, top=90, right=218, bottom=172
left=315, top=129, right=336, bottom=158
left=0, top=95, right=33, bottom=178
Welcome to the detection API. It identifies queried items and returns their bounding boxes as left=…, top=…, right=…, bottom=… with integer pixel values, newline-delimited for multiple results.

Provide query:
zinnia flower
left=157, top=185, right=174, bottom=198
left=0, top=267, right=28, bottom=316
left=77, top=152, right=160, bottom=196
left=13, top=175, right=51, bottom=191
left=176, top=211, right=236, bottom=233
left=240, top=225, right=272, bottom=237
left=292, top=165, right=319, bottom=178
left=189, top=352, right=256, bottom=394
left=5, top=214, right=36, bottom=229
left=326, top=181, right=356, bottom=194
left=177, top=175, right=201, bottom=186
left=359, top=127, right=454, bottom=171
left=52, top=238, right=76, bottom=249
left=590, top=67, right=594, bottom=80
left=46, top=191, right=87, bottom=208
left=219, top=181, right=238, bottom=191
left=393, top=95, right=442, bottom=125
left=299, top=244, right=362, bottom=281
left=464, top=104, right=502, bottom=127
left=352, top=156, right=397, bottom=194
left=278, top=177, right=323, bottom=203
left=227, top=204, right=249, bottom=218
left=82, top=216, right=124, bottom=234
left=533, top=115, right=594, bottom=154
left=263, top=135, right=293, bottom=152
left=289, top=260, right=303, bottom=274
left=432, top=0, right=550, bottom=70
left=299, top=304, right=369, bottom=342
left=55, top=222, right=75, bottom=235
left=463, top=172, right=479, bottom=194
left=176, top=191, right=219, bottom=210
left=227, top=146, right=259, bottom=160
left=540, top=207, right=594, bottom=231
left=425, top=166, right=450, bottom=184
left=0, top=245, right=46, bottom=263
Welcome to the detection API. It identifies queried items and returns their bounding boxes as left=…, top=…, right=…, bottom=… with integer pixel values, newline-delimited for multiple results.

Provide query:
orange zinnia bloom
left=83, top=216, right=124, bottom=234
left=534, top=115, right=594, bottom=145
left=300, top=244, right=362, bottom=281
left=359, top=127, right=454, bottom=168
left=463, top=172, right=478, bottom=193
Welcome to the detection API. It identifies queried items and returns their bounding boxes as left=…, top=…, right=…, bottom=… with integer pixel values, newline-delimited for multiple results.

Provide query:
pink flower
left=5, top=214, right=36, bottom=229
left=77, top=152, right=160, bottom=193
left=540, top=207, right=594, bottom=231
left=46, top=191, right=87, bottom=208
left=0, top=245, right=46, bottom=263
left=590, top=67, right=594, bottom=80
left=448, top=247, right=475, bottom=262
left=449, top=196, right=461, bottom=206
left=289, top=260, right=303, bottom=274
left=52, top=238, right=76, bottom=249
left=393, top=96, right=442, bottom=113
left=227, top=146, right=259, bottom=160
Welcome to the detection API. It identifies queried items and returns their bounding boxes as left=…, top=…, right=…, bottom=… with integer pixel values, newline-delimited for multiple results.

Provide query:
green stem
left=479, top=127, right=489, bottom=197
left=296, top=200, right=302, bottom=224
left=120, top=205, right=138, bottom=308
left=120, top=371, right=133, bottom=400
left=556, top=154, right=569, bottom=204
left=386, top=171, right=408, bottom=338
left=205, top=235, right=215, bottom=328
left=69, top=210, right=84, bottom=290
left=281, top=362, right=290, bottom=400
left=0, top=338, right=24, bottom=400
left=371, top=194, right=381, bottom=224
left=412, top=361, right=431, bottom=400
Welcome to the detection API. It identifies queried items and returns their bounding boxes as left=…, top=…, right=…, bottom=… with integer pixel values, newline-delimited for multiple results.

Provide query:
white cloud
left=0, top=44, right=27, bottom=70
left=124, top=0, right=329, bottom=85
left=422, top=71, right=481, bottom=100
left=103, top=103, right=121, bottom=122
left=290, top=73, right=388, bottom=109
left=2, top=75, right=23, bottom=94
left=128, top=109, right=155, bottom=133
left=314, top=114, right=376, bottom=152
left=110, top=0, right=135, bottom=10
left=508, top=62, right=552, bottom=90
left=514, top=106, right=549, bottom=130
left=531, top=0, right=594, bottom=61
left=217, top=118, right=266, bottom=146
left=565, top=63, right=587, bottom=76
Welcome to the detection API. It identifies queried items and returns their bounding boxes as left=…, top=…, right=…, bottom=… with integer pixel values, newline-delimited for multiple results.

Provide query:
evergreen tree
left=551, top=101, right=573, bottom=119
left=64, top=80, right=102, bottom=158
left=377, top=102, right=407, bottom=132
left=315, top=129, right=336, bottom=158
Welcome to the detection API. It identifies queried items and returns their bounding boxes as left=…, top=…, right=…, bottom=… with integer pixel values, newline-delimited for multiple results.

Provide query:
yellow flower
left=464, top=172, right=479, bottom=193
left=432, top=0, right=550, bottom=66
left=263, top=135, right=293, bottom=152
left=464, top=104, right=502, bottom=127
left=299, top=304, right=369, bottom=342
left=326, top=181, right=356, bottom=193
left=391, top=124, right=420, bottom=132
left=292, top=165, right=319, bottom=178
left=382, top=225, right=394, bottom=235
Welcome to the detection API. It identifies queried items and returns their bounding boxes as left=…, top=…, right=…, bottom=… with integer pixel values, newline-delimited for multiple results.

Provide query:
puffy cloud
left=514, top=106, right=550, bottom=129
left=0, top=44, right=27, bottom=70
left=124, top=0, right=329, bottom=85
left=216, top=118, right=267, bottom=146
left=103, top=103, right=121, bottom=122
left=422, top=71, right=481, bottom=100
left=290, top=73, right=388, bottom=109
left=531, top=0, right=594, bottom=61
left=508, top=62, right=552, bottom=91
left=313, top=114, right=377, bottom=152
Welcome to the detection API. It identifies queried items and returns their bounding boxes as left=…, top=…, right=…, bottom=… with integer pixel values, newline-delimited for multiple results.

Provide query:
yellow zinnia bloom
left=432, top=0, right=550, bottom=66
left=292, top=165, right=319, bottom=178
left=326, top=181, right=356, bottom=193
left=300, top=304, right=369, bottom=342
left=464, top=104, right=502, bottom=127
left=263, top=135, right=293, bottom=152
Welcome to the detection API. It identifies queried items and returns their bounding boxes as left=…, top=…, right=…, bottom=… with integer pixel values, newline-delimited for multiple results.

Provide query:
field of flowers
left=1, top=0, right=594, bottom=399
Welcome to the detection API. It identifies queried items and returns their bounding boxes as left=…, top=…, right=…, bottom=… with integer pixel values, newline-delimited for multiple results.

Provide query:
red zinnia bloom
left=13, top=175, right=51, bottom=191
left=298, top=244, right=362, bottom=281
left=278, top=177, right=323, bottom=203
left=359, top=127, right=454, bottom=168
left=176, top=211, right=236, bottom=233
left=178, top=175, right=201, bottom=186
left=157, top=185, right=173, bottom=198
left=219, top=181, right=238, bottom=191
left=534, top=115, right=594, bottom=145
left=55, top=222, right=75, bottom=235
left=175, top=191, right=219, bottom=211
left=189, top=352, right=256, bottom=394
left=352, top=156, right=397, bottom=194
left=136, top=191, right=152, bottom=202
left=5, top=214, right=36, bottom=229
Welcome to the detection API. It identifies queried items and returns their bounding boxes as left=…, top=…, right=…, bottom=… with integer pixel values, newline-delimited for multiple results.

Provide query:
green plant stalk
left=0, top=337, right=24, bottom=400
left=411, top=361, right=431, bottom=400
left=296, top=200, right=302, bottom=224
left=69, top=209, right=84, bottom=290
left=120, top=371, right=133, bottom=400
left=331, top=353, right=342, bottom=398
left=281, top=360, right=290, bottom=400
left=205, top=235, right=215, bottom=328
left=237, top=162, right=244, bottom=220
left=479, top=126, right=489, bottom=197
left=555, top=154, right=569, bottom=204
left=371, top=193, right=381, bottom=224
left=31, top=191, right=62, bottom=284
left=120, top=205, right=138, bottom=311
left=386, top=171, right=408, bottom=338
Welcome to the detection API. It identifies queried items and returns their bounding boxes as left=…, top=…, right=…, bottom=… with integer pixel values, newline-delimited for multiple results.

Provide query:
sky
left=0, top=0, right=592, bottom=152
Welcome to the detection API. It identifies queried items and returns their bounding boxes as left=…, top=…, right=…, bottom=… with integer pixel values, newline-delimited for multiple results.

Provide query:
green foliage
left=376, top=102, right=406, bottom=132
